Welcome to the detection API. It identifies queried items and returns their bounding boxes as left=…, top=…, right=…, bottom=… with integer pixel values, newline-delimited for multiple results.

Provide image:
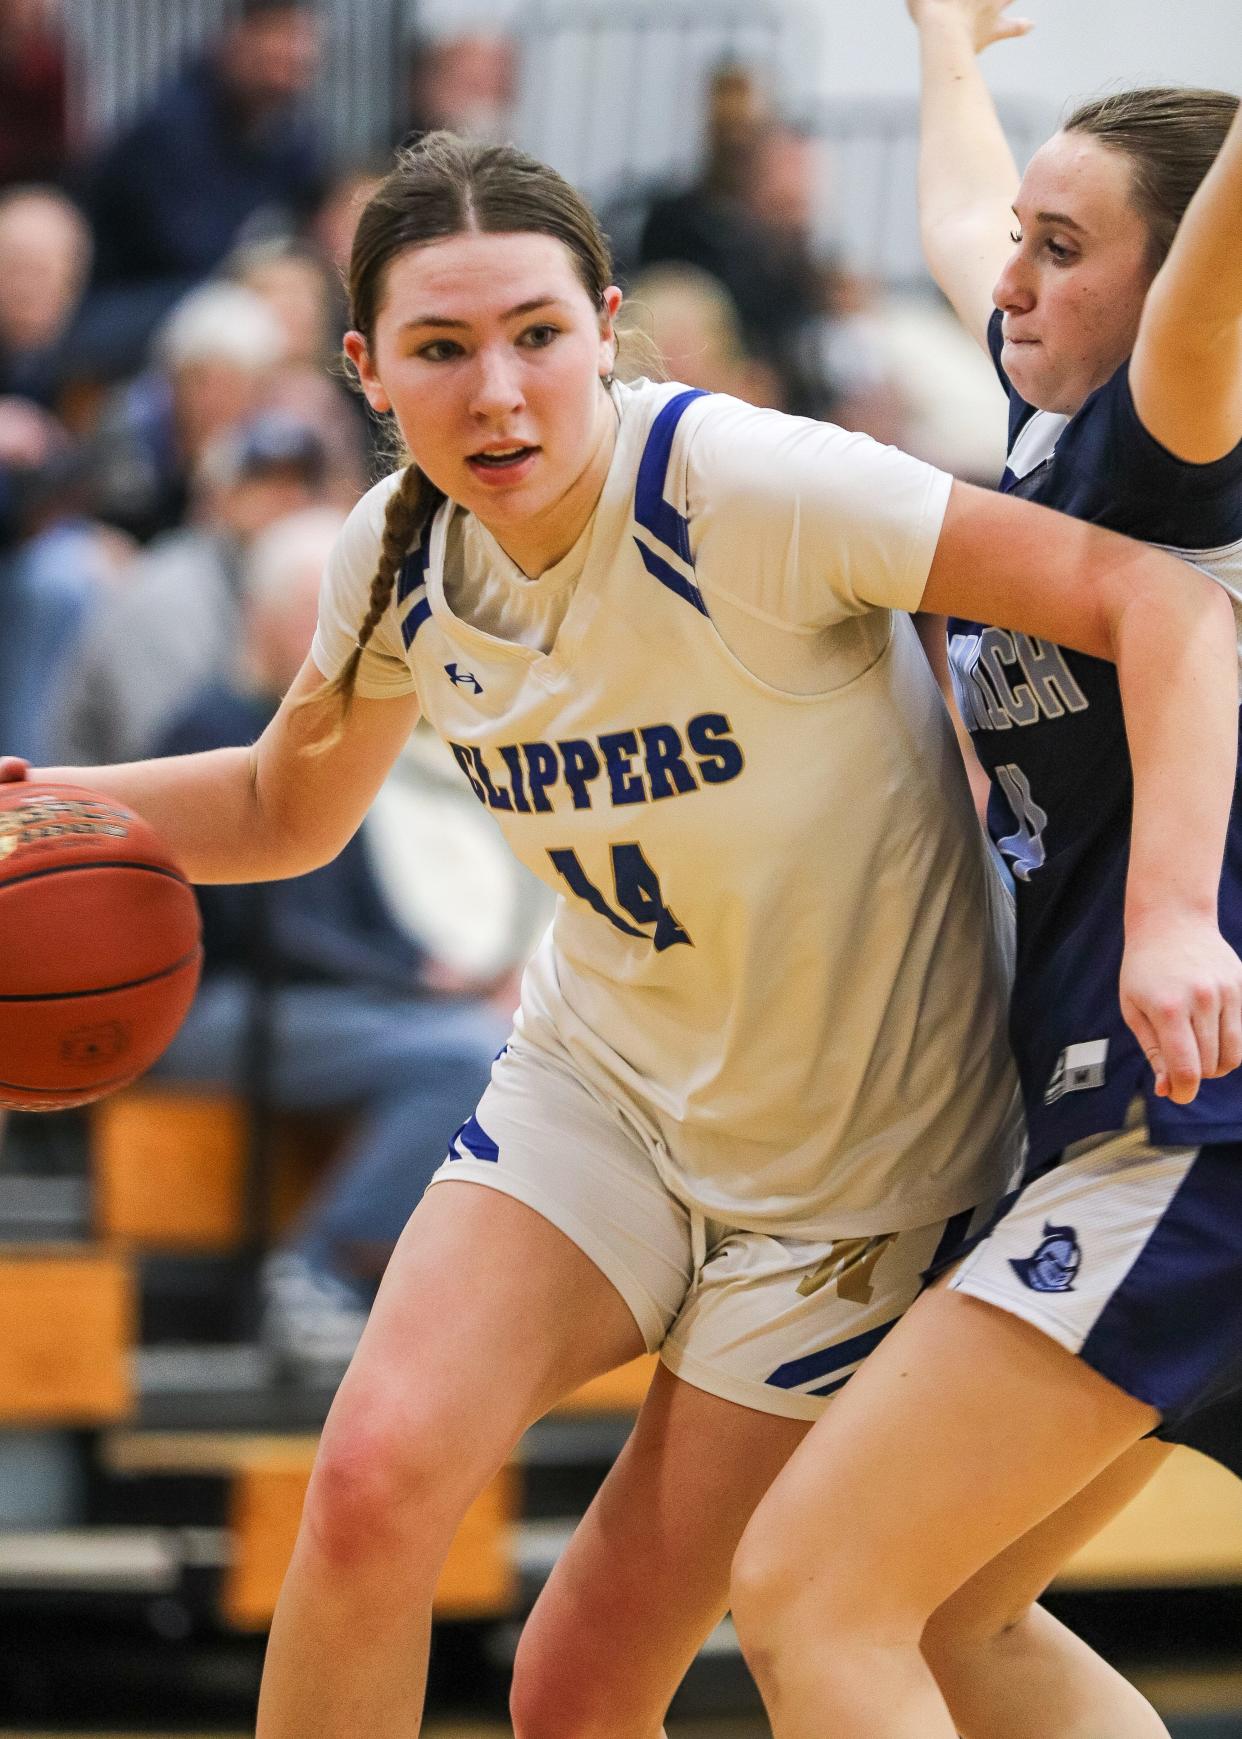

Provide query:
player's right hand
left=0, top=759, right=30, bottom=783
left=905, top=0, right=1034, bottom=54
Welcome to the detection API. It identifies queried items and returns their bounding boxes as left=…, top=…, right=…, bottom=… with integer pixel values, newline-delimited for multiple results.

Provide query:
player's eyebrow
left=1013, top=206, right=1087, bottom=234
left=398, top=296, right=569, bottom=333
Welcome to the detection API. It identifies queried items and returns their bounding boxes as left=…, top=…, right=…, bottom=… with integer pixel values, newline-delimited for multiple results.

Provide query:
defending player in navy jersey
left=2, top=131, right=1239, bottom=1738
left=733, top=15, right=1242, bottom=1739
left=958, top=304, right=1242, bottom=1162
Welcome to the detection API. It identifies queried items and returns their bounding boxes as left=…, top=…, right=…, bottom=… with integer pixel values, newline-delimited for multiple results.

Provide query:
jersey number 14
left=548, top=844, right=693, bottom=951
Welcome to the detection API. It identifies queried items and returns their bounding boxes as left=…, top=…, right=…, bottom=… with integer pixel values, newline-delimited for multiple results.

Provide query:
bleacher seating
left=1, top=1088, right=1241, bottom=1668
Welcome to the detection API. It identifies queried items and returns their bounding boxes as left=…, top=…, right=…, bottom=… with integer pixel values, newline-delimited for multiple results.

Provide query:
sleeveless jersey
left=313, top=379, right=1022, bottom=1237
left=948, top=311, right=1242, bottom=1169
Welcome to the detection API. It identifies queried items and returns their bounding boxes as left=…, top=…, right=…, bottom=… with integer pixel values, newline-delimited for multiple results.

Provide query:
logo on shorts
left=444, top=663, right=484, bottom=693
left=1044, top=1038, right=1109, bottom=1105
left=1010, top=1222, right=1081, bottom=1293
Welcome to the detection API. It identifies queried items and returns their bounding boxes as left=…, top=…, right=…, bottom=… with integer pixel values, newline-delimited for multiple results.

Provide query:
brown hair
left=1063, top=86, right=1240, bottom=269
left=305, top=131, right=616, bottom=743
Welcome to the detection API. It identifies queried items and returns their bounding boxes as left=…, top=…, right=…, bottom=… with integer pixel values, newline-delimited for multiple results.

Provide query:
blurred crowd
left=1, top=0, right=1002, bottom=1375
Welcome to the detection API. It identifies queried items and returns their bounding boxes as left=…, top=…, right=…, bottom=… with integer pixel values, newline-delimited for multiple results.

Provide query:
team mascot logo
left=1009, top=1222, right=1082, bottom=1293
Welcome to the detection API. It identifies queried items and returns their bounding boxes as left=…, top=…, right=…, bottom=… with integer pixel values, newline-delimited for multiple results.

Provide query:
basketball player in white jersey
left=729, top=12, right=1242, bottom=1738
left=4, top=132, right=1238, bottom=1737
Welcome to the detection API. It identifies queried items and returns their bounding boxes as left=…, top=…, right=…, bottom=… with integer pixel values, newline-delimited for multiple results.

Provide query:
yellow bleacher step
left=102, top=1429, right=518, bottom=1629
left=1058, top=1446, right=1242, bottom=1587
left=92, top=1089, right=338, bottom=1251
left=0, top=1244, right=134, bottom=1424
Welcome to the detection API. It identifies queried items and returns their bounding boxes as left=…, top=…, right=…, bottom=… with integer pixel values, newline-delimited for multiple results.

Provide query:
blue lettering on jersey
left=1009, top=1222, right=1082, bottom=1293
left=686, top=713, right=746, bottom=784
left=446, top=714, right=744, bottom=815
left=598, top=729, right=646, bottom=805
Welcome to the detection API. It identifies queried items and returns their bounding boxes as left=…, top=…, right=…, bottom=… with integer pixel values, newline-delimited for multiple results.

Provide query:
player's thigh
left=511, top=1207, right=978, bottom=1716
left=315, top=1044, right=694, bottom=1500
left=513, top=1363, right=808, bottom=1729
left=313, top=1179, right=651, bottom=1534
left=734, top=1284, right=1157, bottom=1630
left=923, top=1436, right=1171, bottom=1654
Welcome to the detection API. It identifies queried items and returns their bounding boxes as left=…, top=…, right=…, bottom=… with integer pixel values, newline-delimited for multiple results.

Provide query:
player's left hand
left=1120, top=916, right=1242, bottom=1103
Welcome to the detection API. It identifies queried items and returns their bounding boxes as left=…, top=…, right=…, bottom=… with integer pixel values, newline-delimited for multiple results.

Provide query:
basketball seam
left=0, top=945, right=203, bottom=1003
left=0, top=1069, right=139, bottom=1098
left=0, top=859, right=189, bottom=891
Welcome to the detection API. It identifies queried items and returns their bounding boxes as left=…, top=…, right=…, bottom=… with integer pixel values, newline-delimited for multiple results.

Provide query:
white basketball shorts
left=427, top=1036, right=998, bottom=1420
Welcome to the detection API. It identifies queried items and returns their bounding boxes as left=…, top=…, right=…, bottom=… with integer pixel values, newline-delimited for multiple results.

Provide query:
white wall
left=820, top=0, right=1241, bottom=120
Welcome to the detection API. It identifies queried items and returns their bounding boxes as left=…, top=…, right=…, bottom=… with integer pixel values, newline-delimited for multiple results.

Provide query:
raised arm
left=0, top=658, right=422, bottom=884
left=906, top=0, right=1031, bottom=348
left=1130, top=103, right=1242, bottom=463
left=921, top=479, right=1242, bottom=1101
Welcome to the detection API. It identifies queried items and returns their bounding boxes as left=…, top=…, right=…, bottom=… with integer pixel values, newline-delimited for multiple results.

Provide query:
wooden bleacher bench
left=101, top=1428, right=519, bottom=1629
left=1055, top=1447, right=1242, bottom=1589
left=92, top=1087, right=338, bottom=1251
left=98, top=1355, right=660, bottom=1629
left=0, top=1244, right=134, bottom=1425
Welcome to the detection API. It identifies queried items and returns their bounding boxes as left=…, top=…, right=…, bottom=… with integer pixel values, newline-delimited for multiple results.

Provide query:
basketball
left=0, top=784, right=202, bottom=1112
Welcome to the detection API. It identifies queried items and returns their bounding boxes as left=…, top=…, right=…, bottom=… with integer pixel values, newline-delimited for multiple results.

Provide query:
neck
left=488, top=388, right=618, bottom=578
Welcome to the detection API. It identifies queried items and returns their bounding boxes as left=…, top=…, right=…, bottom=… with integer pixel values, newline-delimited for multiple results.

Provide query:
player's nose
left=468, top=346, right=526, bottom=420
left=993, top=249, right=1034, bottom=313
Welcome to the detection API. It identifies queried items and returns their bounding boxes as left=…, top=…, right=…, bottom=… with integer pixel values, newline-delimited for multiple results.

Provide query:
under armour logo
left=444, top=663, right=484, bottom=693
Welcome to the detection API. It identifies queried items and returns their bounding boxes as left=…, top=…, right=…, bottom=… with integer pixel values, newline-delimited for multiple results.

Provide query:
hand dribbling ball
left=0, top=784, right=202, bottom=1111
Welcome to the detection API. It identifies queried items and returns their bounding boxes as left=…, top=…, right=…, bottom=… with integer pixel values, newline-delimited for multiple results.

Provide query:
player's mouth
left=466, top=443, right=540, bottom=484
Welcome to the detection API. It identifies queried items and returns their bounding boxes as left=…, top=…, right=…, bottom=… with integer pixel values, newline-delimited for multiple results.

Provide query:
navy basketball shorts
left=944, top=1099, right=1242, bottom=1426
left=427, top=1036, right=1001, bottom=1421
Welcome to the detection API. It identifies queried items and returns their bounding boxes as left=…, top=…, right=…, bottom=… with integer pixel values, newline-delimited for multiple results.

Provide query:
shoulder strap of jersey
left=632, top=387, right=709, bottom=616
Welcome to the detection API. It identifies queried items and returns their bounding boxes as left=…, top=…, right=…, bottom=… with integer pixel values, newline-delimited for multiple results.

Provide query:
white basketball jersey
left=313, top=380, right=1022, bottom=1237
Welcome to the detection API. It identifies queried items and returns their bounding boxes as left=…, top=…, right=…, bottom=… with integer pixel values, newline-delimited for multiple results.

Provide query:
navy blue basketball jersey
left=948, top=309, right=1242, bottom=1167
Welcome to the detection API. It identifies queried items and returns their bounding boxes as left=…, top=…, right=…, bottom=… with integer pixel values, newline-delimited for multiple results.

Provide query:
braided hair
left=302, top=130, right=616, bottom=748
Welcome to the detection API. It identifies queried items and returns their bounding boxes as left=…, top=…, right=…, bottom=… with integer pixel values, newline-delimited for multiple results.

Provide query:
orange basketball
left=0, top=784, right=202, bottom=1111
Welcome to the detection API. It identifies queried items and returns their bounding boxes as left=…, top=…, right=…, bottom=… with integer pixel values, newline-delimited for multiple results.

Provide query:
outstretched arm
left=920, top=479, right=1242, bottom=1103
left=1130, top=103, right=1242, bottom=463
left=0, top=658, right=422, bottom=884
left=907, top=0, right=1031, bottom=349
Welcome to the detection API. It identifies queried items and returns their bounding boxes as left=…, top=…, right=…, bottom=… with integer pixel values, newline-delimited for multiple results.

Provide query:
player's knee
left=509, top=1642, right=613, bottom=1739
left=510, top=1604, right=648, bottom=1739
left=922, top=1594, right=1036, bottom=1675
left=300, top=1396, right=456, bottom=1573
left=730, top=1519, right=816, bottom=1684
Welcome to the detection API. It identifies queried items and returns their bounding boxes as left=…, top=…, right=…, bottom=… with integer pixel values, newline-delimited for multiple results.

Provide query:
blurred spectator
left=229, top=237, right=339, bottom=371
left=90, top=280, right=287, bottom=544
left=832, top=290, right=1009, bottom=481
left=225, top=237, right=373, bottom=494
left=308, top=162, right=384, bottom=289
left=0, top=398, right=132, bottom=762
left=146, top=507, right=511, bottom=1376
left=620, top=263, right=785, bottom=406
left=0, top=185, right=91, bottom=405
left=0, top=0, right=68, bottom=188
left=402, top=32, right=516, bottom=145
left=73, top=0, right=326, bottom=376
left=50, top=408, right=327, bottom=766
left=632, top=66, right=839, bottom=417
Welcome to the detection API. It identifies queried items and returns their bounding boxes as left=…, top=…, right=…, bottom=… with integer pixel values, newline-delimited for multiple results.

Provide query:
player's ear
left=598, top=285, right=622, bottom=379
left=344, top=330, right=391, bottom=415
